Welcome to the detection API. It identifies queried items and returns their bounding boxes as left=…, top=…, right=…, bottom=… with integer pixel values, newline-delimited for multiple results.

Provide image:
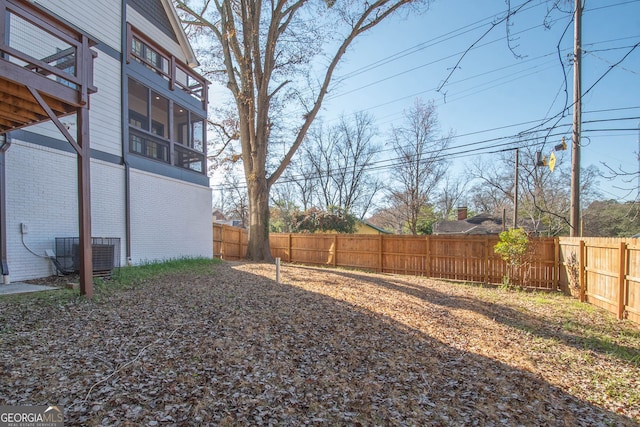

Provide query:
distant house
left=432, top=207, right=546, bottom=236
left=355, top=220, right=392, bottom=235
left=1, top=0, right=212, bottom=286
left=212, top=209, right=227, bottom=222
left=432, top=210, right=504, bottom=236
left=213, top=211, right=246, bottom=228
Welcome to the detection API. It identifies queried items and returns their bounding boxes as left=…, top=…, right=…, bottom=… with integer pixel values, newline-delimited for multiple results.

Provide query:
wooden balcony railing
left=0, top=0, right=97, bottom=132
left=126, top=23, right=208, bottom=110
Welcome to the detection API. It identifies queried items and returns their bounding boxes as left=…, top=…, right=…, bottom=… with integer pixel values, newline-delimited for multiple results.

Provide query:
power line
left=321, top=34, right=639, bottom=129
left=211, top=123, right=636, bottom=191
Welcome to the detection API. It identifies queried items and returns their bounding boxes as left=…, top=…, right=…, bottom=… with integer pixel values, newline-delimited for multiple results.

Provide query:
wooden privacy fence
left=213, top=224, right=557, bottom=289
left=558, top=237, right=640, bottom=324
left=269, top=233, right=557, bottom=290
left=212, top=224, right=248, bottom=260
left=212, top=224, right=640, bottom=324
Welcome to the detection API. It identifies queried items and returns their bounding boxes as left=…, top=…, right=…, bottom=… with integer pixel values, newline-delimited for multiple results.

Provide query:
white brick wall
left=7, top=142, right=79, bottom=280
left=129, top=169, right=212, bottom=264
left=90, top=159, right=127, bottom=255
left=6, top=141, right=212, bottom=281
left=5, top=141, right=127, bottom=281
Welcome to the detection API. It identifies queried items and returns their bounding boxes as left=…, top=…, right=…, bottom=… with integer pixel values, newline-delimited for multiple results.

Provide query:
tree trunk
left=246, top=174, right=273, bottom=262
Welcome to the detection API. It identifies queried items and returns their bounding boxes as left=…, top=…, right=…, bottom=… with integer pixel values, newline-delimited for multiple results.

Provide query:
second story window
left=132, top=36, right=169, bottom=77
left=127, top=78, right=206, bottom=173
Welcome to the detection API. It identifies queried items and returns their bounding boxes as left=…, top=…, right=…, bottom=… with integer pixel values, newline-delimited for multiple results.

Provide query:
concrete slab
left=0, top=282, right=59, bottom=295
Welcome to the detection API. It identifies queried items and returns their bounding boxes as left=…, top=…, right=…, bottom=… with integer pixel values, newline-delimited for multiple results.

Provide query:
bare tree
left=467, top=155, right=515, bottom=216
left=601, top=139, right=640, bottom=202
left=302, top=112, right=383, bottom=219
left=271, top=166, right=313, bottom=212
left=366, top=206, right=405, bottom=234
left=467, top=141, right=600, bottom=235
left=388, top=99, right=451, bottom=235
left=214, top=170, right=249, bottom=227
left=435, top=173, right=468, bottom=220
left=175, top=0, right=428, bottom=260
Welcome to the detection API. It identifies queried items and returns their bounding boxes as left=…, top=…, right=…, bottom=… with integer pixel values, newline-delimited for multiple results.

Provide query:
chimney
left=457, top=207, right=468, bottom=221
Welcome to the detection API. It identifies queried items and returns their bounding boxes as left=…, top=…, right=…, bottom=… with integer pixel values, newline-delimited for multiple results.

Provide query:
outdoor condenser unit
left=54, top=237, right=121, bottom=277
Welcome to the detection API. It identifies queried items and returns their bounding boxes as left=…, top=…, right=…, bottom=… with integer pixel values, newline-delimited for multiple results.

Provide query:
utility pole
left=570, top=0, right=583, bottom=237
left=513, top=148, right=519, bottom=229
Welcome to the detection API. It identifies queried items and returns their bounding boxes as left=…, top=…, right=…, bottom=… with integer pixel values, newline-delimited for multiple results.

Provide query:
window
left=128, top=79, right=149, bottom=130
left=151, top=92, right=168, bottom=138
left=173, top=104, right=188, bottom=145
left=127, top=78, right=206, bottom=173
left=191, top=116, right=204, bottom=152
left=129, top=132, right=169, bottom=162
left=132, top=36, right=169, bottom=76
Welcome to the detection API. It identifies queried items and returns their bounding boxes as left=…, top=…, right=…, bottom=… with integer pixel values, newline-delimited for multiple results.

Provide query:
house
left=0, top=0, right=212, bottom=292
left=432, top=207, right=505, bottom=236
left=355, top=220, right=392, bottom=235
left=432, top=212, right=504, bottom=235
left=212, top=209, right=227, bottom=222
left=432, top=207, right=546, bottom=236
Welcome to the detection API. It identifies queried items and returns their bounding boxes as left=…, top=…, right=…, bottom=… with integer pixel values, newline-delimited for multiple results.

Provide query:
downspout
left=1, top=0, right=11, bottom=283
left=0, top=133, right=11, bottom=283
left=121, top=0, right=132, bottom=265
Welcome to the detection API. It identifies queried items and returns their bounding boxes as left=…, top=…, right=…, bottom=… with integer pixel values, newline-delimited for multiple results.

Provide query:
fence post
left=484, top=237, right=490, bottom=285
left=579, top=240, right=586, bottom=302
left=553, top=237, right=559, bottom=291
left=379, top=234, right=383, bottom=273
left=425, top=235, right=431, bottom=278
left=333, top=235, right=338, bottom=267
left=288, top=233, right=292, bottom=263
left=220, top=226, right=225, bottom=260
left=618, top=241, right=627, bottom=320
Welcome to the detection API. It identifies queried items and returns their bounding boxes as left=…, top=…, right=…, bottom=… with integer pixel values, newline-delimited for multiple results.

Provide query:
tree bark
left=246, top=168, right=273, bottom=262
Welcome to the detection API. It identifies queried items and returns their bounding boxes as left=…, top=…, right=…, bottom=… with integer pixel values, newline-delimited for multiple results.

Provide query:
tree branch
left=437, top=0, right=534, bottom=94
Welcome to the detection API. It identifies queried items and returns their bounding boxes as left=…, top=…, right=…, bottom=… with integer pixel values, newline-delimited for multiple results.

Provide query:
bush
left=494, top=228, right=530, bottom=288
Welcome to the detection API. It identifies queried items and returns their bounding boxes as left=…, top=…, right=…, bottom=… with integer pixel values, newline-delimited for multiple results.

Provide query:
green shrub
left=494, top=228, right=530, bottom=288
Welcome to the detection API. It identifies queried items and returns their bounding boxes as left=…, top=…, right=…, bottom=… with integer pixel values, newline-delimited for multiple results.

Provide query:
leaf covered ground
left=1, top=260, right=639, bottom=426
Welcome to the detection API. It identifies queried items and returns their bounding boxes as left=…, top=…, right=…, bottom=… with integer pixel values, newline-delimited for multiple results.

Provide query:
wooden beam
left=0, top=87, right=70, bottom=114
left=0, top=102, right=45, bottom=122
left=0, top=117, right=17, bottom=128
left=0, top=92, right=45, bottom=113
left=579, top=240, right=586, bottom=302
left=0, top=60, right=81, bottom=106
left=618, top=241, right=627, bottom=320
left=27, top=87, right=82, bottom=154
left=77, top=104, right=92, bottom=297
left=0, top=80, right=70, bottom=113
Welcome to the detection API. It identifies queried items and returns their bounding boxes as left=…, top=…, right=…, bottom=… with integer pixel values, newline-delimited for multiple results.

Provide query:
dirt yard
left=1, top=261, right=639, bottom=426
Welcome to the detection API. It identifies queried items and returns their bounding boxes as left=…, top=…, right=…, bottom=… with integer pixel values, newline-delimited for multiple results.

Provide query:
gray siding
left=128, top=0, right=178, bottom=42
left=35, top=0, right=122, bottom=51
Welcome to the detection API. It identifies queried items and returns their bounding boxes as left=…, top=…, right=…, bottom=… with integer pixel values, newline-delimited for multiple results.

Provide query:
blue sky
left=316, top=0, right=640, bottom=202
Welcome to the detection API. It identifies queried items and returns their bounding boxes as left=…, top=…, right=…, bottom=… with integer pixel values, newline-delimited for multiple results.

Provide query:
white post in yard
left=275, top=257, right=281, bottom=284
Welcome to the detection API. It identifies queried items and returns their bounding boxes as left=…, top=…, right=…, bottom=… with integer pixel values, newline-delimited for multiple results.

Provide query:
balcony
left=0, top=0, right=97, bottom=134
left=127, top=23, right=207, bottom=110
